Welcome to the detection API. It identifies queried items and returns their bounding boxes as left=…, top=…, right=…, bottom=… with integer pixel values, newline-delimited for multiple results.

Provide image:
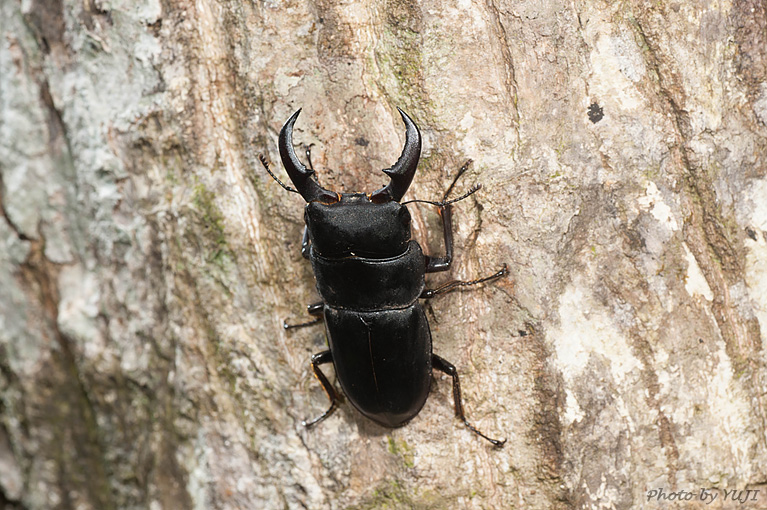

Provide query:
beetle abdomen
left=324, top=305, right=432, bottom=428
left=311, top=241, right=425, bottom=310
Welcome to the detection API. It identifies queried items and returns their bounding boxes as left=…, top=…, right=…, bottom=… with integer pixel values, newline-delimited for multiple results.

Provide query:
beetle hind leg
left=432, top=354, right=506, bottom=447
left=302, top=350, right=340, bottom=428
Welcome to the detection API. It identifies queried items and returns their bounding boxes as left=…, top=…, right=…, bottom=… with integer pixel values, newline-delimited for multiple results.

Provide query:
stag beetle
left=260, top=108, right=506, bottom=446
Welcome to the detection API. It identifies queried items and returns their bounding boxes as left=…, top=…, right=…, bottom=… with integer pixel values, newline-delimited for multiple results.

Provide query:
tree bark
left=1, top=0, right=766, bottom=509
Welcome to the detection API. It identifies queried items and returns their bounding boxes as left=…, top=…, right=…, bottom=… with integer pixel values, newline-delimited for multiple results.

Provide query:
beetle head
left=278, top=108, right=422, bottom=257
left=278, top=108, right=421, bottom=204
left=305, top=194, right=412, bottom=257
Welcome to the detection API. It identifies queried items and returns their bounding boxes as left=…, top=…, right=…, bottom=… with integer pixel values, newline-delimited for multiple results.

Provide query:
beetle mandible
left=260, top=108, right=507, bottom=446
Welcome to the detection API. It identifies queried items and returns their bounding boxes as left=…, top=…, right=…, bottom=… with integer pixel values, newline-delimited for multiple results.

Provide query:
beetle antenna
left=402, top=183, right=481, bottom=207
left=259, top=154, right=300, bottom=195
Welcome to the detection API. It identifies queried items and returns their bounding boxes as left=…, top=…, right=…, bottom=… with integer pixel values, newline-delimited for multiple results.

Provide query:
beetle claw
left=462, top=418, right=507, bottom=447
left=370, top=108, right=422, bottom=203
left=278, top=109, right=339, bottom=204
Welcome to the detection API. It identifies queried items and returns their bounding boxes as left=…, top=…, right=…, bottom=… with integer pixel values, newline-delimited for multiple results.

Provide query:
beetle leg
left=432, top=354, right=506, bottom=447
left=441, top=159, right=473, bottom=202
left=300, top=226, right=312, bottom=260
left=424, top=160, right=474, bottom=273
left=299, top=144, right=313, bottom=260
left=283, top=302, right=324, bottom=330
left=304, top=145, right=315, bottom=171
left=302, top=350, right=339, bottom=427
left=424, top=204, right=454, bottom=273
left=421, top=264, right=508, bottom=299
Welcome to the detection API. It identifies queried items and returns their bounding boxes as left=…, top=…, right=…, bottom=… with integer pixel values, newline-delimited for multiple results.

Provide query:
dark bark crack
left=18, top=239, right=117, bottom=510
left=529, top=330, right=573, bottom=508
left=0, top=487, right=28, bottom=510
left=485, top=0, right=521, bottom=143
left=0, top=172, right=32, bottom=242
left=633, top=8, right=767, bottom=456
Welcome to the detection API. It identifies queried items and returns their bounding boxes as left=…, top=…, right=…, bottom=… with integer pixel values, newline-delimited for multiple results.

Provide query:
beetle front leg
left=424, top=203, right=454, bottom=273
left=299, top=144, right=318, bottom=260
left=283, top=302, right=324, bottom=330
left=432, top=354, right=506, bottom=447
left=300, top=226, right=311, bottom=260
left=424, top=160, right=475, bottom=273
left=302, top=350, right=339, bottom=427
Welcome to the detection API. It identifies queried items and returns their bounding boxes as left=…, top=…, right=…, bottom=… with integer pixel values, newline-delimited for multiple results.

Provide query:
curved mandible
left=370, top=108, right=422, bottom=203
left=279, top=109, right=338, bottom=203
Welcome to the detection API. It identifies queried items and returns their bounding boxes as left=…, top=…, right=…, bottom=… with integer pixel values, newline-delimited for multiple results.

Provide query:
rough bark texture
left=1, top=1, right=766, bottom=509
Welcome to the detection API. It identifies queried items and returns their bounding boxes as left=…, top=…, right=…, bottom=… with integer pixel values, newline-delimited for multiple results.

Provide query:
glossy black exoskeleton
left=260, top=108, right=506, bottom=446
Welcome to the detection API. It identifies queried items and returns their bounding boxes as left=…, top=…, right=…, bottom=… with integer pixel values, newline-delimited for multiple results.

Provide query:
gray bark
left=1, top=0, right=766, bottom=509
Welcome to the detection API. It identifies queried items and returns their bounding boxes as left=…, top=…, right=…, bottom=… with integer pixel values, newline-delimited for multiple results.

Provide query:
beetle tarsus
left=284, top=302, right=324, bottom=329
left=443, top=158, right=473, bottom=202
left=432, top=354, right=506, bottom=447
left=284, top=317, right=322, bottom=330
left=302, top=350, right=339, bottom=427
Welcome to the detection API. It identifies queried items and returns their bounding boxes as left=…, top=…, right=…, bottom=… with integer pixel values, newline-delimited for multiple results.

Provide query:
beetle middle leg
left=432, top=354, right=506, bottom=447
left=421, top=264, right=508, bottom=299
left=283, top=301, right=324, bottom=330
left=302, top=350, right=340, bottom=427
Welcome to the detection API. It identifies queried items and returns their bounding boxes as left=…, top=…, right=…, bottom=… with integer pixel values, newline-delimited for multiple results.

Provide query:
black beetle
left=260, top=108, right=506, bottom=446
